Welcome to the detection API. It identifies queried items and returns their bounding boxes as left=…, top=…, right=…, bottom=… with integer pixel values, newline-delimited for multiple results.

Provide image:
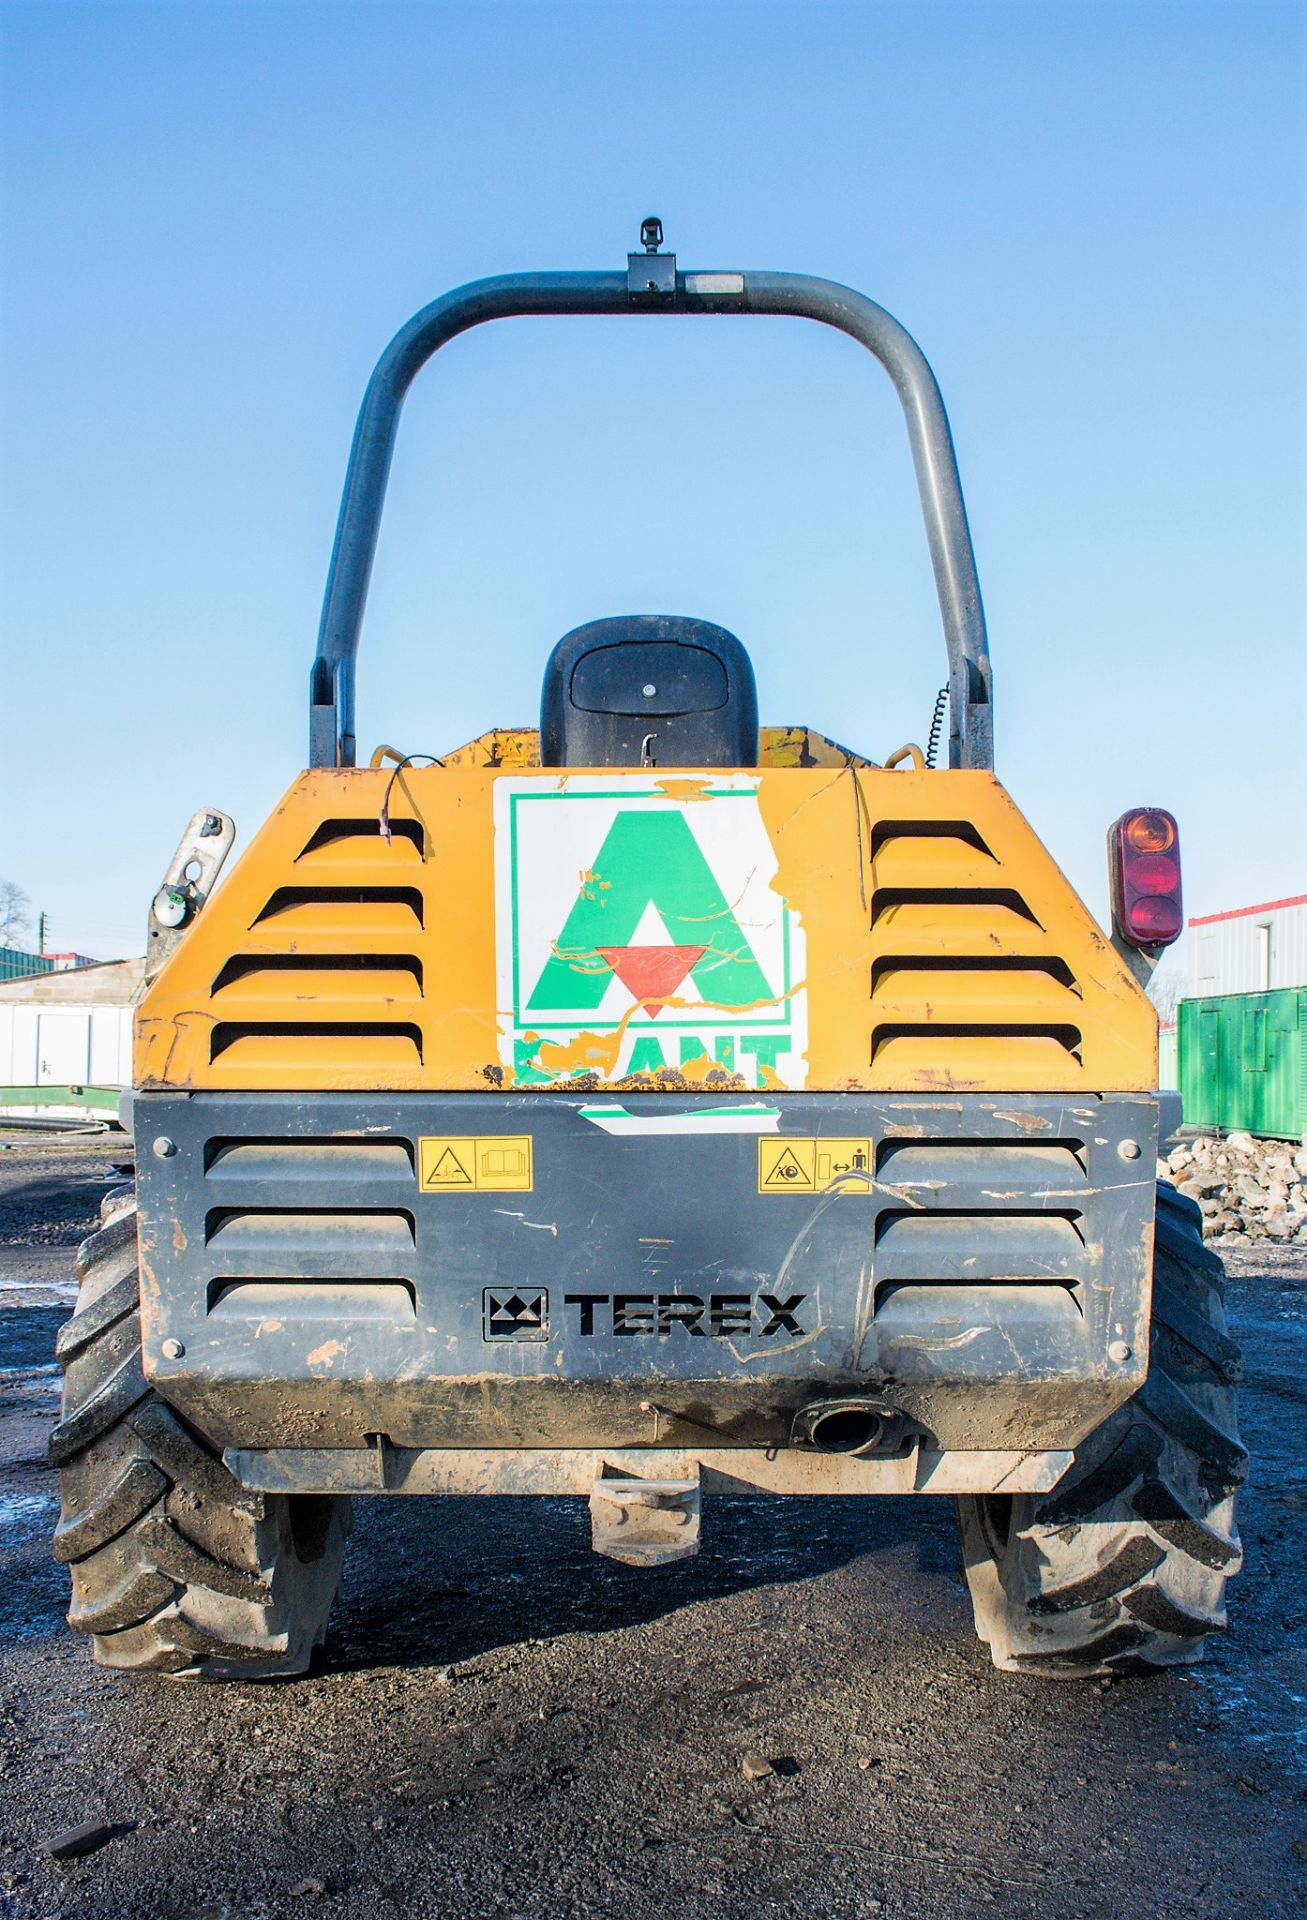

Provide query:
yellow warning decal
left=418, top=1136, right=533, bottom=1192
left=757, top=1137, right=872, bottom=1194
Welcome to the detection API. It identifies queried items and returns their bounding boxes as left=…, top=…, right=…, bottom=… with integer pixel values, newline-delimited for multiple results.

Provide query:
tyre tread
left=53, top=1203, right=349, bottom=1678
left=54, top=1271, right=140, bottom=1362
left=957, top=1179, right=1243, bottom=1677
left=53, top=1456, right=168, bottom=1564
left=48, top=1344, right=149, bottom=1467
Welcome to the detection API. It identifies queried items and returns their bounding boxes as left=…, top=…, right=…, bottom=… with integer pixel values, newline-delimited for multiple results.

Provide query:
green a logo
left=526, top=811, right=772, bottom=1014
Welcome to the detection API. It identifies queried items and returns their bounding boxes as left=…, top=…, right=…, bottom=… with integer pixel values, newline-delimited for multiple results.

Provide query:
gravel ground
left=0, top=1136, right=1304, bottom=1920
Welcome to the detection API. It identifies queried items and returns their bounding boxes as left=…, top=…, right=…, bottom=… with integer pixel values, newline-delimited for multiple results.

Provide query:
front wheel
left=957, top=1180, right=1246, bottom=1677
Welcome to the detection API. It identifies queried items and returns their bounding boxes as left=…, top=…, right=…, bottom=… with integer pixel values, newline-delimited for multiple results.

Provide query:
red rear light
left=1127, top=852, right=1180, bottom=894
left=1128, top=893, right=1183, bottom=941
left=1110, top=808, right=1183, bottom=951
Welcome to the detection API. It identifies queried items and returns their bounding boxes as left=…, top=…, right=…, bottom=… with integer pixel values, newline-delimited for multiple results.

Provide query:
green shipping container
left=1178, top=987, right=1307, bottom=1140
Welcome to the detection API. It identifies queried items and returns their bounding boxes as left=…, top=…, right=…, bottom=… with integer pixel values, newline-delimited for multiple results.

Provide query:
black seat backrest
left=540, top=616, right=758, bottom=768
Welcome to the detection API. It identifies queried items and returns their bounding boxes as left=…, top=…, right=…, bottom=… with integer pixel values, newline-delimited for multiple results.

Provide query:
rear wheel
left=957, top=1180, right=1245, bottom=1677
left=50, top=1191, right=352, bottom=1678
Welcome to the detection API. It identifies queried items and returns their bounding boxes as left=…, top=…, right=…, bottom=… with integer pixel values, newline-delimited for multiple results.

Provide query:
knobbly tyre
left=52, top=222, right=1244, bottom=1680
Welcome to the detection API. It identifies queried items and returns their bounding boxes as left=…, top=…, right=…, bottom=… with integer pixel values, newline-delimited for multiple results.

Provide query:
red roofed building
left=1187, top=894, right=1307, bottom=999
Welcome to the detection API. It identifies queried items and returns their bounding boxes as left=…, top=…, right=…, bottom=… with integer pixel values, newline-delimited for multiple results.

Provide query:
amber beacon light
left=1109, top=807, right=1183, bottom=949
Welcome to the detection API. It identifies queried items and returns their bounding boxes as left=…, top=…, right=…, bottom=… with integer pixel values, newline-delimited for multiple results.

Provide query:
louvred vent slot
left=868, top=823, right=1089, bottom=1090
left=195, top=842, right=432, bottom=1078
left=210, top=1022, right=423, bottom=1071
left=296, top=816, right=425, bottom=859
left=252, top=886, right=423, bottom=928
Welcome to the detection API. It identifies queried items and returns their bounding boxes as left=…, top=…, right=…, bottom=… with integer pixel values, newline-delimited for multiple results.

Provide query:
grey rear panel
left=133, top=1091, right=1156, bottom=1455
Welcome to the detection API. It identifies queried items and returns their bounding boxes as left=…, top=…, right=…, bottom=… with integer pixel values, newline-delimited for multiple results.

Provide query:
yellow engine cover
left=135, top=757, right=1156, bottom=1094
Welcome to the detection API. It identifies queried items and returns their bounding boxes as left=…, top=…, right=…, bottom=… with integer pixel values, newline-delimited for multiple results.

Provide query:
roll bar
left=309, top=226, right=993, bottom=770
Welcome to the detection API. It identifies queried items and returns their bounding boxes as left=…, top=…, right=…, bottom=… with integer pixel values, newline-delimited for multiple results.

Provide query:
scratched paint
left=495, top=773, right=810, bottom=1090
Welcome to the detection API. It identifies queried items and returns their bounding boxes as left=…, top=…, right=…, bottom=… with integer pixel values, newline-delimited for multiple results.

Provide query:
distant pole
left=37, top=911, right=46, bottom=955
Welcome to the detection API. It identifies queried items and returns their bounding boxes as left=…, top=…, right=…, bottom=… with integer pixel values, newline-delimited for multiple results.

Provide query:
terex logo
left=495, top=777, right=808, bottom=1089
left=563, top=1291, right=807, bottom=1338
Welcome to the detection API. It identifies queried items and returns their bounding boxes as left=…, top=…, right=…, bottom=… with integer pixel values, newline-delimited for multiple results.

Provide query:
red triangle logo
left=598, top=945, right=707, bottom=1017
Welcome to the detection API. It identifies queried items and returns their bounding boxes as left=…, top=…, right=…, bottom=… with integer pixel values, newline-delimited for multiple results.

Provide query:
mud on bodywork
left=131, top=764, right=1158, bottom=1099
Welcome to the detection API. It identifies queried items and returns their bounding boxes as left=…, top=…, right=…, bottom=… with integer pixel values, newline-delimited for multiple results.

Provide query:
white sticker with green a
left=494, top=775, right=808, bottom=1089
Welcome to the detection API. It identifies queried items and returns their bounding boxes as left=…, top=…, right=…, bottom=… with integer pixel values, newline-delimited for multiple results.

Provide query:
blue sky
left=1, top=0, right=1303, bottom=982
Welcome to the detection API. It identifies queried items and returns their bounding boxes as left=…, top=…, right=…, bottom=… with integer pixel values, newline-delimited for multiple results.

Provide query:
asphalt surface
left=1, top=1132, right=1304, bottom=1920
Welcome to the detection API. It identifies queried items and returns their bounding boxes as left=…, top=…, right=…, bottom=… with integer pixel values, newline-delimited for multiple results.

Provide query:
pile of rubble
left=1161, top=1131, right=1307, bottom=1245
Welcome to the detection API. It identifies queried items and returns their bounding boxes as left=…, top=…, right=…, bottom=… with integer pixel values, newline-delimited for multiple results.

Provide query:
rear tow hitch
left=589, top=1468, right=701, bottom=1568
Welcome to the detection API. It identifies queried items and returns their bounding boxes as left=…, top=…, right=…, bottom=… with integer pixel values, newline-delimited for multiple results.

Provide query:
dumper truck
left=51, top=223, right=1244, bottom=1679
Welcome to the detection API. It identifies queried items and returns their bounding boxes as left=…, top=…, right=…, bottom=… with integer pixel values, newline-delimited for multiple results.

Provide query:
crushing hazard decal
left=757, top=1137, right=872, bottom=1194
left=418, top=1136, right=534, bottom=1191
left=495, top=776, right=808, bottom=1089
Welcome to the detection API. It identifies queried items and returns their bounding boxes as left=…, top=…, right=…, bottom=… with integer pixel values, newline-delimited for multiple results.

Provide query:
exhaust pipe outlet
left=791, top=1397, right=914, bottom=1459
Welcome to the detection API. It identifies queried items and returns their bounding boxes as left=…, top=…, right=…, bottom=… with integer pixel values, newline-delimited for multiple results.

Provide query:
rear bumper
left=134, top=1090, right=1157, bottom=1461
left=223, top=1442, right=1074, bottom=1499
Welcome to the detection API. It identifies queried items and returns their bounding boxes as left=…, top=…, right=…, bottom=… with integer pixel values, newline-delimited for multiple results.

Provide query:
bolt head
left=160, top=1337, right=185, bottom=1361
left=1108, top=1339, right=1132, bottom=1364
left=1118, top=1139, right=1142, bottom=1161
left=152, top=1135, right=177, bottom=1159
